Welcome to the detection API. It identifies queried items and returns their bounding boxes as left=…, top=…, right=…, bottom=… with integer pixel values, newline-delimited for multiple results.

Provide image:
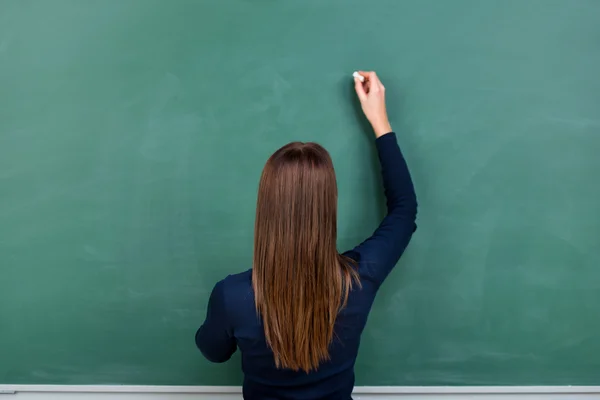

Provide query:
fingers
left=358, top=71, right=385, bottom=92
left=358, top=71, right=375, bottom=82
left=355, top=70, right=385, bottom=104
left=354, top=77, right=367, bottom=102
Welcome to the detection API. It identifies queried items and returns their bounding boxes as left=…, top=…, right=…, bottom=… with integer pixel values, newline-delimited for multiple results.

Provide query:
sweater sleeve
left=195, top=280, right=237, bottom=363
left=345, top=132, right=418, bottom=286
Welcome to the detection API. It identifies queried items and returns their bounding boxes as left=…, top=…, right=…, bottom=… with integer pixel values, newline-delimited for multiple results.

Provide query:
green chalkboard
left=1, top=0, right=600, bottom=386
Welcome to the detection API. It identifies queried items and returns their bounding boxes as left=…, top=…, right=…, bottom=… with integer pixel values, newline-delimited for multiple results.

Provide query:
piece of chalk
left=353, top=71, right=365, bottom=82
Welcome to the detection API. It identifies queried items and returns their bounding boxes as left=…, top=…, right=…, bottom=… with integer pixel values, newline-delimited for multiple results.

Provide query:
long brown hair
left=252, top=141, right=360, bottom=372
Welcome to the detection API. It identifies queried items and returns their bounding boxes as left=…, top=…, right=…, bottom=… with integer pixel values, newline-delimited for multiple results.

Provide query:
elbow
left=195, top=328, right=233, bottom=364
left=399, top=193, right=418, bottom=230
left=387, top=200, right=418, bottom=235
left=200, top=349, right=232, bottom=364
left=410, top=195, right=418, bottom=231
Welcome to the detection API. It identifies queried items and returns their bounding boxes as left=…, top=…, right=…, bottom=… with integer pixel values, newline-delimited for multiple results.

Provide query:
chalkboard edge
left=1, top=385, right=599, bottom=394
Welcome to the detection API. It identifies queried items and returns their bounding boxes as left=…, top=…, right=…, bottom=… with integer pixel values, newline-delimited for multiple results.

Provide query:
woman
left=196, top=71, right=417, bottom=400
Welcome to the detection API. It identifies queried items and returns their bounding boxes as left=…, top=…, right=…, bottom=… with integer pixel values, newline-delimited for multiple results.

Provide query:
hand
left=354, top=71, right=392, bottom=138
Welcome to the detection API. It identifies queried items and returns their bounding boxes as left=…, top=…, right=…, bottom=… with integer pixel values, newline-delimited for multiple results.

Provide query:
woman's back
left=207, top=268, right=370, bottom=400
left=196, top=72, right=417, bottom=400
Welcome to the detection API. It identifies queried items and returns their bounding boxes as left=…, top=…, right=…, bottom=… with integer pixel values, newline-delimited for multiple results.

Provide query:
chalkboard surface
left=1, top=0, right=599, bottom=386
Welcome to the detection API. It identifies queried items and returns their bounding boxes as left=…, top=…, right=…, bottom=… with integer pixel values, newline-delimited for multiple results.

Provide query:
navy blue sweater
left=196, top=132, right=417, bottom=400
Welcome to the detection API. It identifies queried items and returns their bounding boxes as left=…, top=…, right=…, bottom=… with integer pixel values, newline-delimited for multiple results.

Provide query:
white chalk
left=353, top=71, right=365, bottom=82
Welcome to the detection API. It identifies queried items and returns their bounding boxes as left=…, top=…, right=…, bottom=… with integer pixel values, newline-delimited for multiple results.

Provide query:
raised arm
left=345, top=71, right=418, bottom=286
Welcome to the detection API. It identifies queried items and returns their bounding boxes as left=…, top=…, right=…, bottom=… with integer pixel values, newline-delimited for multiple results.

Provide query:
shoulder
left=220, top=269, right=252, bottom=288
left=342, top=249, right=383, bottom=287
left=214, top=269, right=254, bottom=326
left=215, top=269, right=253, bottom=304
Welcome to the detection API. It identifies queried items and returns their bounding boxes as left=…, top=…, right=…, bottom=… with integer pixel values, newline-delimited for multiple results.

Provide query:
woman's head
left=252, top=142, right=358, bottom=372
left=255, top=142, right=338, bottom=254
